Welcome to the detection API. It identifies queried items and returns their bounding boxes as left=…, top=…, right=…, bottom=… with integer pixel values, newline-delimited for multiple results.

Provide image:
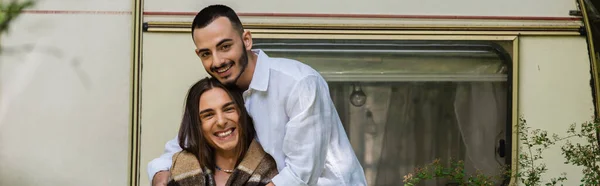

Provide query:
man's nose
left=216, top=112, right=227, bottom=127
left=212, top=53, right=225, bottom=68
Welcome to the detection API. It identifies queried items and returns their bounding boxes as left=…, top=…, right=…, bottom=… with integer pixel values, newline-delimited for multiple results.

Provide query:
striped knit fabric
left=167, top=139, right=278, bottom=186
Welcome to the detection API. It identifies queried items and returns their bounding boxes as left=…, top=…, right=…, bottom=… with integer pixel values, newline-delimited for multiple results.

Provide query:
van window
left=253, top=39, right=512, bottom=186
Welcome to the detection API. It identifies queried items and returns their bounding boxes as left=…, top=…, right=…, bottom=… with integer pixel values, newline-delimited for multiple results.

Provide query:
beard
left=209, top=47, right=248, bottom=88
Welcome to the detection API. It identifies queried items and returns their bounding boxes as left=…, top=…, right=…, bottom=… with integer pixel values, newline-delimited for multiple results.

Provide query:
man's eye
left=221, top=44, right=231, bottom=50
left=201, top=113, right=213, bottom=119
left=200, top=52, right=210, bottom=58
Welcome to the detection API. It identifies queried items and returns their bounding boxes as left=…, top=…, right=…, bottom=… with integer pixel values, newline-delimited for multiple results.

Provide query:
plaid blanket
left=167, top=139, right=278, bottom=186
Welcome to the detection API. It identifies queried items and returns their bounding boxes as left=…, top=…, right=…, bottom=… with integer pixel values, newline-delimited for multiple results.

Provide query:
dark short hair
left=178, top=77, right=256, bottom=171
left=191, top=4, right=244, bottom=37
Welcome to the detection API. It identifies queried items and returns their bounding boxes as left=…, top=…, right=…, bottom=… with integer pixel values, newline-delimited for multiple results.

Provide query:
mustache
left=211, top=61, right=234, bottom=72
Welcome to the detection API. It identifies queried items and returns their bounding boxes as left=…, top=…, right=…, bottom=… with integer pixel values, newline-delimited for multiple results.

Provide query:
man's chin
left=217, top=77, right=236, bottom=86
left=210, top=73, right=239, bottom=87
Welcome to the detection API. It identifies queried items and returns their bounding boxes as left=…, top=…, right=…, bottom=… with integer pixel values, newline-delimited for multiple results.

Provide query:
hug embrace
left=148, top=4, right=367, bottom=186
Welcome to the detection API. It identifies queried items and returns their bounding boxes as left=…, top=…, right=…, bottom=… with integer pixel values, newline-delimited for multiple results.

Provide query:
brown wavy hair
left=177, top=77, right=256, bottom=171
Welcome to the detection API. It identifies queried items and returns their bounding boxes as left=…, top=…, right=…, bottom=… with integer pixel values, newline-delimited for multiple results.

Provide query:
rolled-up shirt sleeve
left=271, top=75, right=332, bottom=185
left=147, top=136, right=181, bottom=180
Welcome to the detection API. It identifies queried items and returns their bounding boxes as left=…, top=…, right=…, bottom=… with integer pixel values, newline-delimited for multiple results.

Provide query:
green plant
left=0, top=0, right=34, bottom=34
left=0, top=0, right=35, bottom=55
left=402, top=158, right=502, bottom=186
left=515, top=116, right=567, bottom=186
left=520, top=117, right=600, bottom=186
left=559, top=120, right=600, bottom=185
left=402, top=116, right=572, bottom=186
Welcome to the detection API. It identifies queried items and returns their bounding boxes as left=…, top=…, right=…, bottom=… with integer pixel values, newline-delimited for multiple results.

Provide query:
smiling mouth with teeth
left=216, top=63, right=233, bottom=73
left=214, top=128, right=236, bottom=138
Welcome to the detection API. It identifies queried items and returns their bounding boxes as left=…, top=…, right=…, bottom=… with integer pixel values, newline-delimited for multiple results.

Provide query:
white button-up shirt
left=148, top=49, right=367, bottom=186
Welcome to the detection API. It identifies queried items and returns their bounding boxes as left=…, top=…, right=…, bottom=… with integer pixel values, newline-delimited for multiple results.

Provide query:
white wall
left=518, top=36, right=594, bottom=185
left=144, top=0, right=575, bottom=17
left=0, top=0, right=132, bottom=185
left=142, top=0, right=582, bottom=28
left=139, top=33, right=208, bottom=186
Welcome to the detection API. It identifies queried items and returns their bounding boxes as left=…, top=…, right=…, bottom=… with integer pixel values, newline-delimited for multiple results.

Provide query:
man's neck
left=235, top=50, right=257, bottom=91
left=215, top=150, right=237, bottom=170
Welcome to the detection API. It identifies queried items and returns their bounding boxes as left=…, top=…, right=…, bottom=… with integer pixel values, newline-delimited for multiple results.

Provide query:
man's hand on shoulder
left=152, top=170, right=171, bottom=186
left=266, top=182, right=275, bottom=186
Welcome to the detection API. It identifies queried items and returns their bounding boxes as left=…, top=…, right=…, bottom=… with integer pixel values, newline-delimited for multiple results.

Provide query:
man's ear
left=242, top=30, right=253, bottom=51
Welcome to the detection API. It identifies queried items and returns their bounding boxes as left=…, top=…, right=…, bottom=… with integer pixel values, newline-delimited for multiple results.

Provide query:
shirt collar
left=248, top=49, right=270, bottom=92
